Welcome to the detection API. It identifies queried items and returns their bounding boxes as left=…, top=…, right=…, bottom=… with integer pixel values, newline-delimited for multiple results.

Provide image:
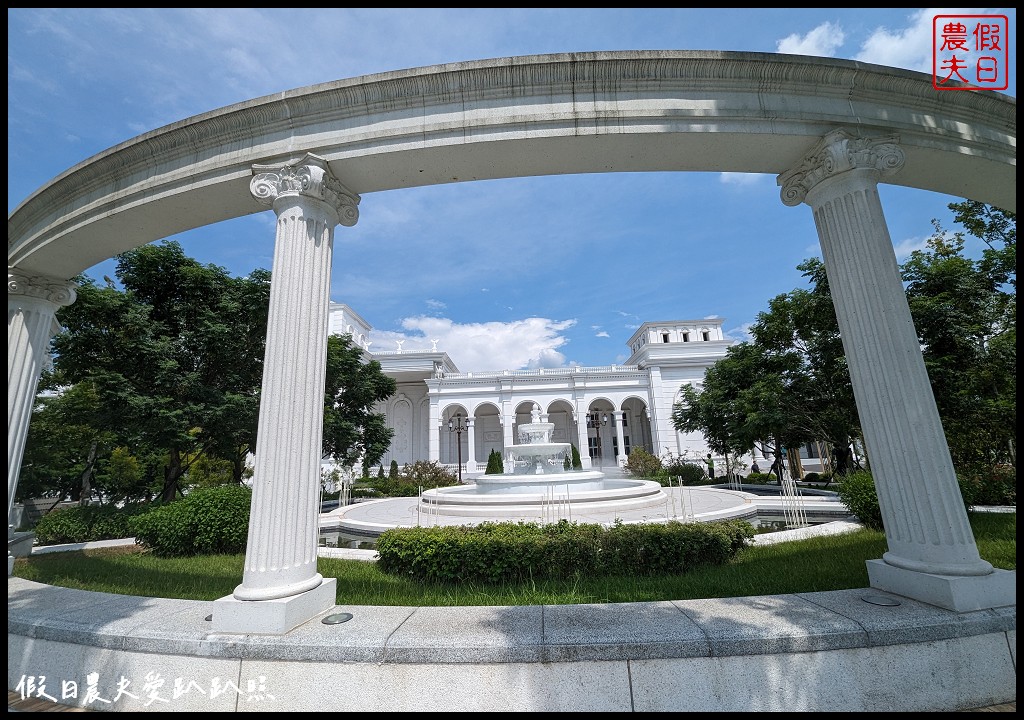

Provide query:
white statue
left=395, top=339, right=405, bottom=353
left=430, top=338, right=439, bottom=352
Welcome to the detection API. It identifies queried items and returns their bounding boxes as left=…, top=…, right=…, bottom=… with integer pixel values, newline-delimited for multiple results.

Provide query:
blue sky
left=8, top=8, right=1017, bottom=372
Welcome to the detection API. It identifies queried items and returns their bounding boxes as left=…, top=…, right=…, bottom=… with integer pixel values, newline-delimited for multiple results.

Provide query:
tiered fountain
left=419, top=404, right=668, bottom=518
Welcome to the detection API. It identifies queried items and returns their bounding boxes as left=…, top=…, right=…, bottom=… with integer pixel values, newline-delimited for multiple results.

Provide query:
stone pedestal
left=213, top=578, right=337, bottom=635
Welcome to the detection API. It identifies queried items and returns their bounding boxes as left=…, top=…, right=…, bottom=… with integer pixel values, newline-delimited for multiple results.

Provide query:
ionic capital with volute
left=778, top=129, right=905, bottom=207
left=250, top=153, right=360, bottom=226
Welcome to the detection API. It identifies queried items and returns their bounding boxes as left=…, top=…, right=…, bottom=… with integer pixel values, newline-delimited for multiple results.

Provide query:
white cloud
left=892, top=235, right=931, bottom=260
left=425, top=298, right=446, bottom=310
left=725, top=323, right=754, bottom=342
left=595, top=331, right=610, bottom=338
left=777, top=21, right=846, bottom=57
left=719, top=173, right=766, bottom=187
left=527, top=348, right=568, bottom=369
left=854, top=8, right=979, bottom=73
left=370, top=315, right=576, bottom=372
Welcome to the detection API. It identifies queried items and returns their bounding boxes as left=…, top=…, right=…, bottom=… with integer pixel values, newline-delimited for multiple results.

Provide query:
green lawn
left=12, top=512, right=1015, bottom=607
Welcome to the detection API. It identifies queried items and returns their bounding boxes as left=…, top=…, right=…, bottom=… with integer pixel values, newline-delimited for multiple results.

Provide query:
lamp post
left=448, top=414, right=466, bottom=483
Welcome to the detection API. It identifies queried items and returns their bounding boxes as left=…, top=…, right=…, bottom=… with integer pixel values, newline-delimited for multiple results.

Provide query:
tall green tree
left=902, top=203, right=1015, bottom=470
left=750, top=258, right=862, bottom=474
left=321, top=333, right=397, bottom=470
left=673, top=202, right=1014, bottom=478
left=673, top=258, right=863, bottom=477
left=18, top=380, right=114, bottom=504
left=48, top=241, right=270, bottom=501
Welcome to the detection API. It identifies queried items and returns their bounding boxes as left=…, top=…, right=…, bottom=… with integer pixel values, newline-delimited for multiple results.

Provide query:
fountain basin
left=475, top=470, right=607, bottom=494
left=419, top=476, right=668, bottom=517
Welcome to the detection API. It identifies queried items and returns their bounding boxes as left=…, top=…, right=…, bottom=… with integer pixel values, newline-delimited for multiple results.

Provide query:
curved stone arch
left=585, top=396, right=618, bottom=412
left=544, top=397, right=575, bottom=416
left=8, top=52, right=1014, bottom=278
left=439, top=403, right=470, bottom=467
left=469, top=400, right=502, bottom=418
left=471, top=402, right=504, bottom=467
left=544, top=398, right=577, bottom=447
left=440, top=403, right=470, bottom=421
left=621, top=395, right=654, bottom=456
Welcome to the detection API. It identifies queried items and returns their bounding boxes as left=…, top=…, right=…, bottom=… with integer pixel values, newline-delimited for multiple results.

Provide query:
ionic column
left=466, top=418, right=477, bottom=473
left=614, top=411, right=627, bottom=466
left=8, top=271, right=76, bottom=574
left=231, top=154, right=358, bottom=609
left=502, top=403, right=516, bottom=454
left=575, top=400, right=592, bottom=469
left=779, top=129, right=1013, bottom=611
left=426, top=394, right=441, bottom=462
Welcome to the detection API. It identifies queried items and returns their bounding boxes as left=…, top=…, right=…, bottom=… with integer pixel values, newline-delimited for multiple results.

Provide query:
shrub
left=803, top=472, right=821, bottom=483
left=660, top=462, right=709, bottom=486
left=570, top=444, right=583, bottom=471
left=389, top=460, right=400, bottom=479
left=745, top=472, right=775, bottom=485
left=375, top=518, right=754, bottom=584
left=130, top=484, right=252, bottom=557
left=834, top=471, right=883, bottom=530
left=958, top=464, right=1016, bottom=507
left=485, top=449, right=504, bottom=475
left=368, top=461, right=460, bottom=497
left=624, top=448, right=662, bottom=478
left=34, top=503, right=151, bottom=546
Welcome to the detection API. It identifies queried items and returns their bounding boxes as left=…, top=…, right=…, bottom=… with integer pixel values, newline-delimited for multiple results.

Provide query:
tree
left=750, top=258, right=862, bottom=475
left=671, top=341, right=808, bottom=477
left=47, top=241, right=270, bottom=501
left=673, top=202, right=1015, bottom=479
left=901, top=203, right=1016, bottom=470
left=570, top=443, right=583, bottom=471
left=485, top=449, right=504, bottom=474
left=321, top=334, right=397, bottom=469
left=18, top=380, right=115, bottom=505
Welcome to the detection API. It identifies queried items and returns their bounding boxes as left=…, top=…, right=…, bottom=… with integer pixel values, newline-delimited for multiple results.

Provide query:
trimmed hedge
left=375, top=518, right=755, bottom=584
left=835, top=469, right=989, bottom=532
left=130, top=484, right=252, bottom=557
left=33, top=503, right=152, bottom=546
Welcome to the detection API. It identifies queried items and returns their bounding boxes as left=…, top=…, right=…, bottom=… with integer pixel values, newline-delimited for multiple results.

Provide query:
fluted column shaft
left=614, top=411, right=627, bottom=465
left=466, top=418, right=477, bottom=472
left=779, top=130, right=990, bottom=577
left=427, top=402, right=441, bottom=462
left=235, top=155, right=360, bottom=601
left=8, top=271, right=77, bottom=539
left=575, top=404, right=592, bottom=470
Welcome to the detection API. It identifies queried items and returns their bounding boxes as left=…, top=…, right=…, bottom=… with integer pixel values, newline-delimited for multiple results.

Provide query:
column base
left=211, top=578, right=337, bottom=635
left=866, top=559, right=1016, bottom=612
left=8, top=531, right=35, bottom=576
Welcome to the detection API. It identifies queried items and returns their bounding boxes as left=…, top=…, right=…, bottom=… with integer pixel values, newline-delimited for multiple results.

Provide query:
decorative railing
left=442, top=365, right=641, bottom=380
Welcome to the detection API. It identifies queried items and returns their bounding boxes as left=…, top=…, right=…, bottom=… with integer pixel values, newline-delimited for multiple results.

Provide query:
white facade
left=332, top=306, right=733, bottom=476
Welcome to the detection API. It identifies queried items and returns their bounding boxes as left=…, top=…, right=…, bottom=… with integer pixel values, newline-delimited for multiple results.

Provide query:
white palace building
left=327, top=302, right=747, bottom=476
